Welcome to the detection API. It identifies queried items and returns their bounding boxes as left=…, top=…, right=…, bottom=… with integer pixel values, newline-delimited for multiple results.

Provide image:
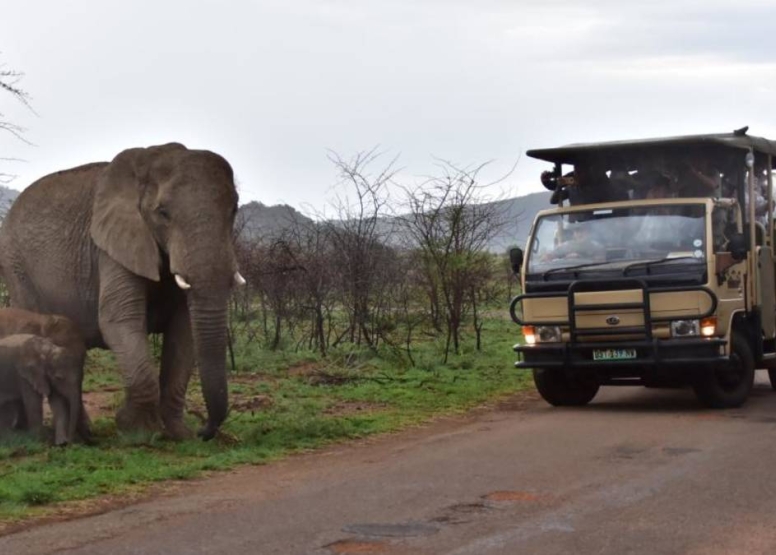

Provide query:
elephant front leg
left=99, top=259, right=162, bottom=434
left=101, top=326, right=162, bottom=433
left=160, top=303, right=195, bottom=440
left=48, top=393, right=70, bottom=446
left=19, top=386, right=45, bottom=441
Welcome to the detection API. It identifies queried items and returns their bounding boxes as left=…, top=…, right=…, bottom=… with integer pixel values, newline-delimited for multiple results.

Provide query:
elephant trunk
left=188, top=294, right=229, bottom=440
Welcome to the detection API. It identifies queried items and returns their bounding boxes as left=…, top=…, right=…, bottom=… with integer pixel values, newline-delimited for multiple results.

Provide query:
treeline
left=231, top=150, right=521, bottom=364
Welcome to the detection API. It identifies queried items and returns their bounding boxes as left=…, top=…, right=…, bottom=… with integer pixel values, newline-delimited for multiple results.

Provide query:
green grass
left=0, top=315, right=531, bottom=523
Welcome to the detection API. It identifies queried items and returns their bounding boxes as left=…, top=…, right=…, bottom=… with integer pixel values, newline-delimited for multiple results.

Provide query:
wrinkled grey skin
left=0, top=143, right=240, bottom=440
left=0, top=307, right=90, bottom=442
left=0, top=334, right=76, bottom=446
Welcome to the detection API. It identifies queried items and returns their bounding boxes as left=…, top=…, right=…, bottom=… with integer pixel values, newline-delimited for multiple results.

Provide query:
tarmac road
left=5, top=375, right=776, bottom=555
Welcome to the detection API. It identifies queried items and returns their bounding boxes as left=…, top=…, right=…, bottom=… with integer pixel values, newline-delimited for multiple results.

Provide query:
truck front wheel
left=533, top=368, right=600, bottom=406
left=692, top=332, right=754, bottom=409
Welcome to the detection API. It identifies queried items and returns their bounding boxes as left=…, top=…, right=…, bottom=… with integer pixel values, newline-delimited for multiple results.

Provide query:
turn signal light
left=700, top=317, right=717, bottom=337
left=522, top=325, right=536, bottom=345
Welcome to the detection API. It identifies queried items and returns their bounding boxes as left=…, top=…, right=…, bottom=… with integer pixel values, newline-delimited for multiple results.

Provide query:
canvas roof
left=526, top=129, right=776, bottom=165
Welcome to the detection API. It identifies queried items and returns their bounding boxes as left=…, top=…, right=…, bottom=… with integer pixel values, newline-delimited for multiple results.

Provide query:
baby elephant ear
left=18, top=337, right=51, bottom=398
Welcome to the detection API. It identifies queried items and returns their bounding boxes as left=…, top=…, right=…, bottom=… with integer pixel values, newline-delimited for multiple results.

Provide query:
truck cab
left=510, top=129, right=776, bottom=408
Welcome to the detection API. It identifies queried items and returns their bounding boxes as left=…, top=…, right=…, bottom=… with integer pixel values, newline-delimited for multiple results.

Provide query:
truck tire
left=692, top=332, right=754, bottom=409
left=533, top=368, right=600, bottom=406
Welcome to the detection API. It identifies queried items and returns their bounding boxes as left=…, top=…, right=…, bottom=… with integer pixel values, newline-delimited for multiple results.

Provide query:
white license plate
left=592, top=348, right=637, bottom=361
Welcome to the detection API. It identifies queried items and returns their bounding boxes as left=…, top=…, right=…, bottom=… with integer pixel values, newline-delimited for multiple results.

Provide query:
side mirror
left=728, top=233, right=747, bottom=261
left=509, top=247, right=524, bottom=275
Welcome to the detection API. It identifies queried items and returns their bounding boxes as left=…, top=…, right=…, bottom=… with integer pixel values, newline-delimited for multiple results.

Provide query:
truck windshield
left=526, top=205, right=707, bottom=275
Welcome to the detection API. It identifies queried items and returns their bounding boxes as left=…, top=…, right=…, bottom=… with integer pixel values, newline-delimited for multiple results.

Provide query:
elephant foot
left=162, top=418, right=195, bottom=441
left=116, top=402, right=163, bottom=434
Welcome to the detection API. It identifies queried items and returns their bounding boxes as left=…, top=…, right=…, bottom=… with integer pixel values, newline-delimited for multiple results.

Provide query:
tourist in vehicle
left=609, top=164, right=641, bottom=200
left=549, top=162, right=628, bottom=207
left=644, top=175, right=674, bottom=204
left=676, top=156, right=720, bottom=198
left=746, top=161, right=770, bottom=227
left=542, top=224, right=603, bottom=261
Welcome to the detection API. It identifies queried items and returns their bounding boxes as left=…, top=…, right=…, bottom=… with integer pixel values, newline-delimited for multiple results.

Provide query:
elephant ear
left=18, top=337, right=51, bottom=398
left=90, top=143, right=186, bottom=281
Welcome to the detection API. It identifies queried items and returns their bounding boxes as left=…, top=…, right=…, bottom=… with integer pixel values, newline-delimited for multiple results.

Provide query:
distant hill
left=236, top=201, right=314, bottom=241
left=0, top=186, right=551, bottom=252
left=236, top=191, right=552, bottom=253
left=487, top=190, right=550, bottom=253
left=0, top=186, right=20, bottom=219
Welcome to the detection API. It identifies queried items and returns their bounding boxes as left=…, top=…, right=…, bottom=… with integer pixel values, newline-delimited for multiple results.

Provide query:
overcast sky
left=2, top=0, right=775, bottom=211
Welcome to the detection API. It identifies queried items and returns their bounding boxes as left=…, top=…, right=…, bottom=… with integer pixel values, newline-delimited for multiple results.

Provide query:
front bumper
left=513, top=337, right=727, bottom=370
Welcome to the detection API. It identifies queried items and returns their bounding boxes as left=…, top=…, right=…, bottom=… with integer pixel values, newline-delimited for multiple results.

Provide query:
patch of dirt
left=230, top=373, right=275, bottom=386
left=483, top=490, right=542, bottom=502
left=82, top=390, right=122, bottom=420
left=324, top=401, right=387, bottom=417
left=287, top=361, right=322, bottom=377
left=230, top=395, right=273, bottom=413
left=495, top=389, right=540, bottom=411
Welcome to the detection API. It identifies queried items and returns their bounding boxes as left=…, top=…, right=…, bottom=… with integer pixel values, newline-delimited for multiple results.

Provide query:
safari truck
left=509, top=128, right=776, bottom=409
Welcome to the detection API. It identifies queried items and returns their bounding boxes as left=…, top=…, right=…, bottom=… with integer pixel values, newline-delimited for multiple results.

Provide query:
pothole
left=483, top=491, right=540, bottom=502
left=431, top=502, right=491, bottom=525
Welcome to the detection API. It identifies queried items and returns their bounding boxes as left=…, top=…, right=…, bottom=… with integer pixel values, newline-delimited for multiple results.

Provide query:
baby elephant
left=0, top=308, right=89, bottom=445
left=0, top=334, right=80, bottom=445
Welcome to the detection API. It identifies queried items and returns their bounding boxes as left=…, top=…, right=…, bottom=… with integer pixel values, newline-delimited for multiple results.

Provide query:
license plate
left=592, top=348, right=637, bottom=361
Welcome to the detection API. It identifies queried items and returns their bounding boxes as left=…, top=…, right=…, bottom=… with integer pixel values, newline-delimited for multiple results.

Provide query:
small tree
left=324, top=148, right=398, bottom=349
left=402, top=160, right=508, bottom=362
left=1, top=58, right=31, bottom=184
left=283, top=216, right=336, bottom=356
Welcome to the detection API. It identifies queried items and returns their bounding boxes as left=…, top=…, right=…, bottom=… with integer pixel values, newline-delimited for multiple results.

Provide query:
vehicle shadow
left=577, top=378, right=775, bottom=415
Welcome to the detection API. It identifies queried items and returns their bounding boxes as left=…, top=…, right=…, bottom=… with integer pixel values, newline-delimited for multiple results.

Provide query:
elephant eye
left=156, top=206, right=171, bottom=220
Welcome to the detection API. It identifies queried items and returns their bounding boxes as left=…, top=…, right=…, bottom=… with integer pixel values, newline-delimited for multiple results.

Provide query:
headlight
left=536, top=325, right=562, bottom=343
left=671, top=319, right=700, bottom=337
left=537, top=325, right=562, bottom=343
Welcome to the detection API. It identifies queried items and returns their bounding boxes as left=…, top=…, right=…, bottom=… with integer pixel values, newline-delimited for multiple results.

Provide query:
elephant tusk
left=234, top=271, right=247, bottom=286
left=175, top=274, right=192, bottom=290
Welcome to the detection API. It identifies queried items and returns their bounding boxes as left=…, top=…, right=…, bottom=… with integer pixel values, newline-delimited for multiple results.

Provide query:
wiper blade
left=542, top=260, right=616, bottom=279
left=623, top=256, right=700, bottom=276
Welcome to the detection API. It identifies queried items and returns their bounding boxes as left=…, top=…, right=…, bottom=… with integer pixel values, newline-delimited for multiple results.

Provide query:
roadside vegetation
left=0, top=151, right=531, bottom=525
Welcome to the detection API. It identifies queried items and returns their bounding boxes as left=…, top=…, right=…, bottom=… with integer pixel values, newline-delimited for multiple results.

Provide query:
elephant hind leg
left=0, top=400, right=21, bottom=434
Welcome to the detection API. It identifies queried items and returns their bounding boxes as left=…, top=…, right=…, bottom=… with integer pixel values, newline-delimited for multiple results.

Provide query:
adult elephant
left=0, top=143, right=244, bottom=440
